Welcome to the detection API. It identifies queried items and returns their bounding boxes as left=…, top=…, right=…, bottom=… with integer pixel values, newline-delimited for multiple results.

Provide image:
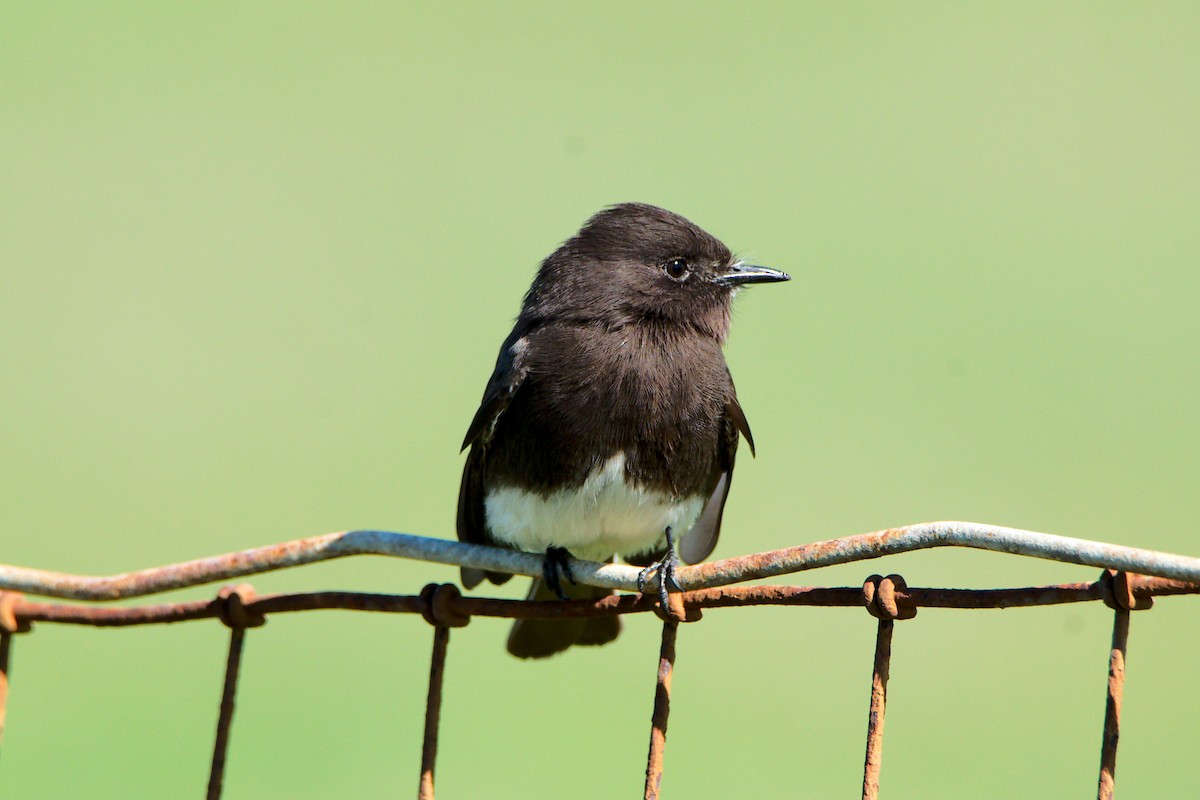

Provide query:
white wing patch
left=484, top=453, right=704, bottom=561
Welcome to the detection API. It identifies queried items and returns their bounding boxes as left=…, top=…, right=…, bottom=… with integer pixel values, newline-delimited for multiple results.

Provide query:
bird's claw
left=543, top=546, right=576, bottom=600
left=636, top=528, right=682, bottom=609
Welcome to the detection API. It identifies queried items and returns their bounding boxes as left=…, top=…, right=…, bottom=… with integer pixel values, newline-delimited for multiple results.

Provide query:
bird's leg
left=543, top=546, right=576, bottom=601
left=636, top=527, right=682, bottom=610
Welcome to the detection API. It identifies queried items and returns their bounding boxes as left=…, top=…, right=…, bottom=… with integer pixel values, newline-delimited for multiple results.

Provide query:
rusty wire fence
left=2, top=521, right=1199, bottom=799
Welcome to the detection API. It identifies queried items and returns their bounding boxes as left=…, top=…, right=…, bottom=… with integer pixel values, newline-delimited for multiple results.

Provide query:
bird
left=456, top=203, right=789, bottom=658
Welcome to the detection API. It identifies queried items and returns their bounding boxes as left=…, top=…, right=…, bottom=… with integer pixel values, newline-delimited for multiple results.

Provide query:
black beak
left=712, top=262, right=791, bottom=287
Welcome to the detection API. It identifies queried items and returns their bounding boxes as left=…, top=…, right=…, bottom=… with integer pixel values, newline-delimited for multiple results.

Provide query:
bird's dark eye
left=663, top=257, right=690, bottom=281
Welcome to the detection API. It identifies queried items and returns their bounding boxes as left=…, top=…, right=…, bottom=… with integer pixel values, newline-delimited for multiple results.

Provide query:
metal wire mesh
left=0, top=521, right=1197, bottom=799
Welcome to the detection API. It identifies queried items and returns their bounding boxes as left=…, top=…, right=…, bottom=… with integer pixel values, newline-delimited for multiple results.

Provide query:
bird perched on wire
left=457, top=203, right=789, bottom=658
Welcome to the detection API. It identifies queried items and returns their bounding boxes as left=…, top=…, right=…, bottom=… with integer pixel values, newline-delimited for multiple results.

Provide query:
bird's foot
left=636, top=528, right=682, bottom=610
left=543, top=546, right=576, bottom=600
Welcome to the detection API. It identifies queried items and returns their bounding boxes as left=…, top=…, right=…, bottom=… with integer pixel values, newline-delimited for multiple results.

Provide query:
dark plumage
left=457, top=203, right=788, bottom=657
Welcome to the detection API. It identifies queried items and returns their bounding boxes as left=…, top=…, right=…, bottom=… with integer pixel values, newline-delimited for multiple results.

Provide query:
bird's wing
left=456, top=326, right=533, bottom=587
left=679, top=389, right=754, bottom=565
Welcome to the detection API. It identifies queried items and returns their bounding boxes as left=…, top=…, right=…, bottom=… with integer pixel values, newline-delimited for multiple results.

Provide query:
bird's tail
left=506, top=578, right=620, bottom=659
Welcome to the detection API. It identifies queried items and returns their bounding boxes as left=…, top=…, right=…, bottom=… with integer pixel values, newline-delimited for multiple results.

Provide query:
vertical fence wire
left=418, top=626, right=451, bottom=800
left=207, top=626, right=247, bottom=800
left=859, top=573, right=915, bottom=800
left=1097, top=607, right=1130, bottom=800
left=206, top=585, right=263, bottom=800
left=0, top=591, right=28, bottom=761
left=644, top=620, right=678, bottom=800
left=862, top=618, right=894, bottom=800
left=0, top=631, right=11, bottom=755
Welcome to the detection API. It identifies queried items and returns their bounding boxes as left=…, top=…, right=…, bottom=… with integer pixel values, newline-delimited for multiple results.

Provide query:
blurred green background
left=3, top=3, right=1198, bottom=798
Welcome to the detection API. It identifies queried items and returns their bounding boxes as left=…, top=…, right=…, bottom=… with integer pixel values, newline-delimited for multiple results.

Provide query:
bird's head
left=522, top=203, right=789, bottom=340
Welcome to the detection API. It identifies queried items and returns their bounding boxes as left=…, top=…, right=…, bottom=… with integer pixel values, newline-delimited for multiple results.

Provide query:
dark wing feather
left=459, top=327, right=532, bottom=453
left=724, top=393, right=755, bottom=457
left=456, top=325, right=533, bottom=587
left=679, top=394, right=753, bottom=564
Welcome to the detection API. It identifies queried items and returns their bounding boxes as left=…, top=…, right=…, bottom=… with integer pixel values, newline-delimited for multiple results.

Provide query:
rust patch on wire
left=419, top=625, right=452, bottom=800
left=644, top=620, right=678, bottom=800
left=862, top=617, right=895, bottom=800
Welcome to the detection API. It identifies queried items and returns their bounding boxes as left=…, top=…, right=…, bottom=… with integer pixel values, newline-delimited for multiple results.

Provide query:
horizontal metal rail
left=2, top=521, right=1200, bottom=601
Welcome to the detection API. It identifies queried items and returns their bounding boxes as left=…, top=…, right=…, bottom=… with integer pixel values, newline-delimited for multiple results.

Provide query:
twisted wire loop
left=416, top=584, right=469, bottom=800
left=208, top=585, right=265, bottom=800
left=1096, top=570, right=1151, bottom=800
left=418, top=583, right=471, bottom=629
left=644, top=619, right=679, bottom=800
left=860, top=575, right=916, bottom=800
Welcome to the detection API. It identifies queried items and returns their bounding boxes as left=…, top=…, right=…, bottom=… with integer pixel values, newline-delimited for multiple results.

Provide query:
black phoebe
left=457, top=203, right=789, bottom=658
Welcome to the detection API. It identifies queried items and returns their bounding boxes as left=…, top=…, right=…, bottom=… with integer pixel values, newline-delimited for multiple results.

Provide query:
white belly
left=483, top=452, right=704, bottom=561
